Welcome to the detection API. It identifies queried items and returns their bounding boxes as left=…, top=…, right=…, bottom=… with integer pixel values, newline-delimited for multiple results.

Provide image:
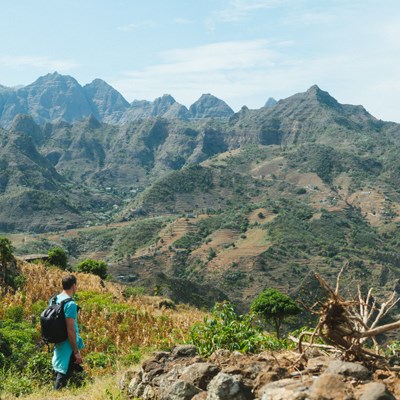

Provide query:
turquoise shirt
left=51, top=293, right=85, bottom=374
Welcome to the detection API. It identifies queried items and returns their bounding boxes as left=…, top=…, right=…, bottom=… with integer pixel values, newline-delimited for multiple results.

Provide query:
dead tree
left=294, top=265, right=400, bottom=367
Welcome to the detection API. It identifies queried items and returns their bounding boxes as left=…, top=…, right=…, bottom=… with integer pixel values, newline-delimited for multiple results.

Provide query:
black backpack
left=40, top=296, right=73, bottom=344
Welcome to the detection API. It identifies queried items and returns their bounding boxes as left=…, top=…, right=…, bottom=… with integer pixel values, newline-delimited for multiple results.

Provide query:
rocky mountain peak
left=83, top=79, right=130, bottom=124
left=152, top=94, right=177, bottom=116
left=304, top=85, right=340, bottom=109
left=264, top=97, right=277, bottom=108
left=189, top=94, right=234, bottom=118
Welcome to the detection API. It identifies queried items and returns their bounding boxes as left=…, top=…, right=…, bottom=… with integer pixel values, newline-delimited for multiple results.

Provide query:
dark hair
left=62, top=274, right=77, bottom=290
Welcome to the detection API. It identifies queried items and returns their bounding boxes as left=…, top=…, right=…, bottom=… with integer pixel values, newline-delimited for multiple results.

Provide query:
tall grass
left=0, top=260, right=205, bottom=397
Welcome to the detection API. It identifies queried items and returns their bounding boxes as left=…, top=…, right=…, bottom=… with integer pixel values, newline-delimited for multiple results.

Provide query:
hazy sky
left=1, top=0, right=400, bottom=121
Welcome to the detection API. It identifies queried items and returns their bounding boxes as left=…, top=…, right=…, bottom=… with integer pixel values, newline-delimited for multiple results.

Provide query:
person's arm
left=66, top=317, right=83, bottom=364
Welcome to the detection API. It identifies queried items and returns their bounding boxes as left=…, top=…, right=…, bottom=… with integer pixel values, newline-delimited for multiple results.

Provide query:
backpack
left=40, top=296, right=73, bottom=344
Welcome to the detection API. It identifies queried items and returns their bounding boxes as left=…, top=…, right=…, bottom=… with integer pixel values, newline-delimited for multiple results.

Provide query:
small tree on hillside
left=76, top=259, right=108, bottom=279
left=0, top=237, right=14, bottom=281
left=47, top=247, right=68, bottom=270
left=251, top=288, right=300, bottom=339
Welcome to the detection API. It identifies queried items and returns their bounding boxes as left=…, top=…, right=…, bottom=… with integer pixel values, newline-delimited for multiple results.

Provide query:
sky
left=1, top=0, right=400, bottom=122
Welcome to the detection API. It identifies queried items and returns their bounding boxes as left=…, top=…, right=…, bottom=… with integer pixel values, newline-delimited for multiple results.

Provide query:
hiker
left=52, top=274, right=85, bottom=390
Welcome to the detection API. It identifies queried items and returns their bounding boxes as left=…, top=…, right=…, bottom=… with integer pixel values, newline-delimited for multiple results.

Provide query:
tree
left=0, top=237, right=14, bottom=281
left=47, top=247, right=68, bottom=270
left=75, top=259, right=108, bottom=279
left=251, top=288, right=300, bottom=339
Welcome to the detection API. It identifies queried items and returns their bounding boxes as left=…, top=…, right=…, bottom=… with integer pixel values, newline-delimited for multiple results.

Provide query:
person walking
left=52, top=274, right=85, bottom=390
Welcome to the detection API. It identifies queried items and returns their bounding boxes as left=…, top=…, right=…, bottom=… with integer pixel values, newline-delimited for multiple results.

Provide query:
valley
left=1, top=76, right=400, bottom=312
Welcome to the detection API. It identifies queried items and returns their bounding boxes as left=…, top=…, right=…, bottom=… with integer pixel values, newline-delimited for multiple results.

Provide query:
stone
left=153, top=351, right=170, bottom=361
left=142, top=359, right=162, bottom=373
left=207, top=372, right=253, bottom=400
left=306, top=355, right=330, bottom=373
left=325, top=360, right=371, bottom=380
left=119, top=369, right=135, bottom=390
left=192, top=392, right=208, bottom=400
left=159, top=364, right=186, bottom=394
left=170, top=344, right=197, bottom=359
left=160, top=379, right=202, bottom=400
left=357, top=382, right=396, bottom=400
left=180, top=362, right=220, bottom=390
left=309, top=373, right=350, bottom=400
left=260, top=377, right=313, bottom=400
left=253, top=367, right=289, bottom=398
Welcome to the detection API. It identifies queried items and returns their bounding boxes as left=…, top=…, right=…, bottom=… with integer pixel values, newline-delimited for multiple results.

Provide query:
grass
left=0, top=260, right=205, bottom=399
left=1, top=373, right=129, bottom=400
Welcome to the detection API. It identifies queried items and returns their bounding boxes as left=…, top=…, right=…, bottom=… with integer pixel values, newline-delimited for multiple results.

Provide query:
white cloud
left=117, top=21, right=156, bottom=32
left=214, top=0, right=290, bottom=22
left=173, top=18, right=195, bottom=25
left=111, top=32, right=400, bottom=122
left=112, top=40, right=279, bottom=105
left=0, top=55, right=78, bottom=71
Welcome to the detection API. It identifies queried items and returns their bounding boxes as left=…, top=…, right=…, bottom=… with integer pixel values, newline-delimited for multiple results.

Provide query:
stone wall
left=120, top=345, right=399, bottom=400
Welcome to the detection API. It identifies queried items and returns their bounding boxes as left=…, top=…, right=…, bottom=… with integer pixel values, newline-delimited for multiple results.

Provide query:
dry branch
left=294, top=266, right=400, bottom=367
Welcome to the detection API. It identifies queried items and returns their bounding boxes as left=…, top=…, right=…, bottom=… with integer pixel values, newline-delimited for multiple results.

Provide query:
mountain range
left=2, top=75, right=400, bottom=309
left=0, top=72, right=235, bottom=127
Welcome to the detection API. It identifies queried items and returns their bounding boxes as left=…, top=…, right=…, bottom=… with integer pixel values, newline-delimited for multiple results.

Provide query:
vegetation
left=75, top=258, right=108, bottom=279
left=47, top=246, right=68, bottom=270
left=0, top=236, right=14, bottom=281
left=190, top=302, right=289, bottom=356
left=251, top=288, right=300, bottom=339
left=0, top=262, right=205, bottom=398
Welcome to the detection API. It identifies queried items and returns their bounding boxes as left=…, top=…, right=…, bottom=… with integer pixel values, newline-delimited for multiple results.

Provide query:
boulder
left=160, top=379, right=202, bottom=400
left=325, top=360, right=371, bottom=380
left=260, top=377, right=313, bottom=400
left=309, top=373, right=350, bottom=400
left=170, top=344, right=197, bottom=359
left=207, top=372, right=253, bottom=400
left=357, top=382, right=396, bottom=400
left=180, top=362, right=220, bottom=390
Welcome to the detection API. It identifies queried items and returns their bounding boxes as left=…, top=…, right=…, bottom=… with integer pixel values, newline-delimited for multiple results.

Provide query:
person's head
left=62, top=274, right=77, bottom=291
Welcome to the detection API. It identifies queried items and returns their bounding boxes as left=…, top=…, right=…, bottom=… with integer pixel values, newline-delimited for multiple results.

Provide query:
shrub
left=75, top=259, right=108, bottom=279
left=4, top=306, right=24, bottom=323
left=47, top=246, right=68, bottom=270
left=189, top=302, right=286, bottom=356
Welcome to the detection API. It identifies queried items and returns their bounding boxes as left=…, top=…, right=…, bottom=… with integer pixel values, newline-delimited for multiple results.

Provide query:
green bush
left=47, top=246, right=68, bottom=270
left=75, top=259, right=108, bottom=279
left=189, top=302, right=286, bottom=356
left=0, top=371, right=33, bottom=397
left=4, top=305, right=24, bottom=323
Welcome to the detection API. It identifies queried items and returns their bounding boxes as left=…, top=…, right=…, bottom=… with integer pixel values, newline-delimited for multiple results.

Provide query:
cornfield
left=0, top=260, right=206, bottom=376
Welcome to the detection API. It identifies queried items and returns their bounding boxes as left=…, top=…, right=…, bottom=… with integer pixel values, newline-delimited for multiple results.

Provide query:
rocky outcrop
left=120, top=346, right=399, bottom=400
left=190, top=94, right=234, bottom=119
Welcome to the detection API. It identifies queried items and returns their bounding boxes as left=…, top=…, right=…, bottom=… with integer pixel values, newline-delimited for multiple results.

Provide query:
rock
left=306, top=355, right=330, bottom=373
left=153, top=351, right=170, bottom=361
left=159, top=364, right=186, bottom=394
left=170, top=344, right=197, bottom=359
left=325, top=360, right=371, bottom=380
left=128, top=378, right=146, bottom=399
left=207, top=372, right=253, bottom=400
left=357, top=382, right=396, bottom=400
left=142, top=359, right=162, bottom=373
left=192, top=392, right=208, bottom=400
left=160, top=379, right=202, bottom=400
left=180, top=362, right=220, bottom=390
left=253, top=367, right=289, bottom=398
left=260, top=377, right=313, bottom=400
left=309, top=373, right=350, bottom=400
left=119, top=369, right=135, bottom=390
